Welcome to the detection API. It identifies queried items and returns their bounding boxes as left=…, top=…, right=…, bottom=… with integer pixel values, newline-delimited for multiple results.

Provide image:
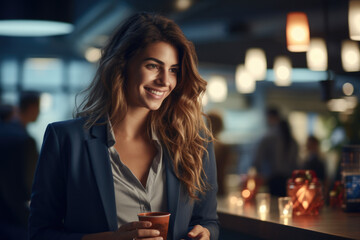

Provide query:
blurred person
left=29, top=13, right=219, bottom=240
left=207, top=111, right=231, bottom=197
left=0, top=103, right=15, bottom=122
left=302, top=136, right=326, bottom=181
left=253, top=107, right=299, bottom=196
left=0, top=91, right=40, bottom=240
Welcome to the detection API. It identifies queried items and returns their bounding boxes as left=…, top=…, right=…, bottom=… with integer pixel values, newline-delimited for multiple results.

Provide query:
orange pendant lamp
left=286, top=12, right=310, bottom=52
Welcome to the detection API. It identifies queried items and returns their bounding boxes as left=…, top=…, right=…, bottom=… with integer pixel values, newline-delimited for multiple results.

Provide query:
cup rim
left=138, top=212, right=171, bottom=218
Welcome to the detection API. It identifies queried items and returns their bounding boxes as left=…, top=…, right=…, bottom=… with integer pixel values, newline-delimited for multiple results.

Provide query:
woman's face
left=126, top=41, right=179, bottom=111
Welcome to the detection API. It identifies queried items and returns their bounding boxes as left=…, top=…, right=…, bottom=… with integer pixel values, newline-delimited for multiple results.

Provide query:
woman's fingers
left=187, top=225, right=210, bottom=240
left=116, top=221, right=162, bottom=239
left=119, top=221, right=152, bottom=231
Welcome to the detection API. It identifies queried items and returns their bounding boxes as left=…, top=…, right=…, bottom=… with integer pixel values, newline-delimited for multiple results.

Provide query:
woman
left=29, top=12, right=219, bottom=240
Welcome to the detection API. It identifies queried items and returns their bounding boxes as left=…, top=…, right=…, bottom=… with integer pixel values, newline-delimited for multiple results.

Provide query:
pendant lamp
left=341, top=40, right=360, bottom=72
left=349, top=0, right=360, bottom=41
left=273, top=56, right=292, bottom=86
left=235, top=64, right=256, bottom=94
left=244, top=48, right=267, bottom=81
left=207, top=76, right=228, bottom=102
left=306, top=38, right=328, bottom=71
left=286, top=12, right=310, bottom=52
left=0, top=0, right=73, bottom=37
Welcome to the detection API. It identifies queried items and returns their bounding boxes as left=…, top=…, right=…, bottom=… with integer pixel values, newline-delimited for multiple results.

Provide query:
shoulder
left=46, top=117, right=89, bottom=140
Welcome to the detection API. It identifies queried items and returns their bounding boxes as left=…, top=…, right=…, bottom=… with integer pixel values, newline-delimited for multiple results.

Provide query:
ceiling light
left=341, top=40, right=360, bottom=72
left=286, top=12, right=310, bottom=52
left=343, top=82, right=354, bottom=96
left=244, top=48, right=267, bottom=81
left=235, top=64, right=256, bottom=94
left=349, top=0, right=360, bottom=41
left=207, top=76, right=227, bottom=102
left=0, top=20, right=73, bottom=37
left=85, top=47, right=102, bottom=63
left=273, top=56, right=292, bottom=86
left=306, top=38, right=328, bottom=71
left=176, top=0, right=192, bottom=11
left=0, top=0, right=73, bottom=37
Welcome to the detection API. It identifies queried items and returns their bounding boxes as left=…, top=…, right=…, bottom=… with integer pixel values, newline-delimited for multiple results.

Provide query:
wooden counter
left=217, top=197, right=360, bottom=240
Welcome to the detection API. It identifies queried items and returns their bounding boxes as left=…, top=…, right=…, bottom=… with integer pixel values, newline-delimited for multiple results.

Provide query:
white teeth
left=149, top=89, right=163, bottom=96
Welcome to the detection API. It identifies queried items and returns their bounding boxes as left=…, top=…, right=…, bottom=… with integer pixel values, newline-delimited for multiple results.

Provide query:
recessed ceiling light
left=0, top=20, right=73, bottom=37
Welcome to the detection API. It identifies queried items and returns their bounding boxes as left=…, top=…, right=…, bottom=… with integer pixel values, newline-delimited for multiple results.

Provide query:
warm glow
left=242, top=189, right=251, bottom=199
left=259, top=204, right=267, bottom=213
left=235, top=64, right=256, bottom=93
left=343, top=82, right=354, bottom=96
left=247, top=179, right=256, bottom=191
left=175, top=0, right=192, bottom=11
left=283, top=208, right=289, bottom=215
left=273, top=56, right=292, bottom=86
left=341, top=40, right=360, bottom=72
left=201, top=92, right=208, bottom=106
left=207, top=76, right=228, bottom=102
left=327, top=98, right=348, bottom=112
left=349, top=0, right=360, bottom=40
left=244, top=48, right=267, bottom=80
left=307, top=38, right=328, bottom=71
left=286, top=12, right=310, bottom=52
left=85, top=47, right=102, bottom=63
left=302, top=200, right=309, bottom=210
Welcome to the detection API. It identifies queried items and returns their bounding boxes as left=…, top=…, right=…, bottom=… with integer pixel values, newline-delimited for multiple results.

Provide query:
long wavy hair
left=76, top=12, right=212, bottom=199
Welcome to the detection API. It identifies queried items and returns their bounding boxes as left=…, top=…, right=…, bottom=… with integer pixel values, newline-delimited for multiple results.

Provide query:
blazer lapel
left=164, top=147, right=181, bottom=239
left=86, top=124, right=118, bottom=231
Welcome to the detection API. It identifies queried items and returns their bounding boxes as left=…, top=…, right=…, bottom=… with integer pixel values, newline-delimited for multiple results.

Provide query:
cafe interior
left=0, top=0, right=359, bottom=239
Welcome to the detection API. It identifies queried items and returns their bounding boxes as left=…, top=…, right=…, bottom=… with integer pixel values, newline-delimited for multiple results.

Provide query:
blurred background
left=1, top=0, right=359, bottom=194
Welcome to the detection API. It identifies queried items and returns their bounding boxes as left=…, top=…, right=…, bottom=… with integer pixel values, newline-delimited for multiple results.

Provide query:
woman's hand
left=187, top=225, right=210, bottom=240
left=82, top=221, right=162, bottom=240
left=114, top=221, right=162, bottom=240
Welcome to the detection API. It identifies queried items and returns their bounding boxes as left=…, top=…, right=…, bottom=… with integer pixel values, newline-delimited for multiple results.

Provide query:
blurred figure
left=253, top=107, right=299, bottom=196
left=0, top=91, right=40, bottom=240
left=302, top=135, right=325, bottom=181
left=0, top=103, right=15, bottom=122
left=207, top=111, right=230, bottom=196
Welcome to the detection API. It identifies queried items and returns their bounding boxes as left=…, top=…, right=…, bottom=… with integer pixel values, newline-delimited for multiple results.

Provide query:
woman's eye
left=146, top=64, right=158, bottom=70
left=170, top=68, right=179, bottom=74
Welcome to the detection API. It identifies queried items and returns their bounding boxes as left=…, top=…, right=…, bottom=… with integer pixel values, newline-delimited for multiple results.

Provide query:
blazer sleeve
left=188, top=140, right=220, bottom=240
left=29, top=124, right=84, bottom=240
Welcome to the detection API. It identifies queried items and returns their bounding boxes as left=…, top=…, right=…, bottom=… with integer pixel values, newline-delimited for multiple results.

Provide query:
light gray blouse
left=107, top=122, right=167, bottom=227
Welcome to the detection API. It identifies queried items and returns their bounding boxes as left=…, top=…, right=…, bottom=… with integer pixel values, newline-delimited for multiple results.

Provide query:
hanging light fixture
left=341, top=40, right=360, bottom=72
left=273, top=56, right=292, bottom=86
left=286, top=12, right=310, bottom=52
left=235, top=64, right=256, bottom=94
left=349, top=0, right=360, bottom=41
left=244, top=48, right=267, bottom=81
left=0, top=0, right=73, bottom=37
left=207, top=75, right=228, bottom=102
left=306, top=38, right=328, bottom=71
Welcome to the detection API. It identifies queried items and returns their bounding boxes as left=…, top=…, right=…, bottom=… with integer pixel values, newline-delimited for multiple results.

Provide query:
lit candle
left=278, top=197, right=293, bottom=218
left=256, top=193, right=270, bottom=220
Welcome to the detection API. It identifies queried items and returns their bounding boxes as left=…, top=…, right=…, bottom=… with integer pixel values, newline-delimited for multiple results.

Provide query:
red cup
left=138, top=212, right=171, bottom=240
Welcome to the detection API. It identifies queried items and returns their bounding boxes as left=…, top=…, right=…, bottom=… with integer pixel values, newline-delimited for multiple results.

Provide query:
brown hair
left=76, top=12, right=212, bottom=199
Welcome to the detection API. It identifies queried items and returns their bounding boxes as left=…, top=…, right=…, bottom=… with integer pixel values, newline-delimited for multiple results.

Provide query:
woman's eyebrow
left=143, top=57, right=180, bottom=67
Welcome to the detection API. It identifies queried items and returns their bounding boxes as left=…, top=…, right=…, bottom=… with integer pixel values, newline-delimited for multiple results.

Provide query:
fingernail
left=146, top=222, right=152, bottom=227
left=155, top=230, right=160, bottom=235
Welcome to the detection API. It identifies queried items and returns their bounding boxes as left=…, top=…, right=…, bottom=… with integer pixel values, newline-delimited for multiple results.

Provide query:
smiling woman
left=28, top=12, right=219, bottom=240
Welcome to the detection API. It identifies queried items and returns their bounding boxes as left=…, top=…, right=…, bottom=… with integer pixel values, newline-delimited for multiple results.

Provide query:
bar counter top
left=217, top=197, right=360, bottom=240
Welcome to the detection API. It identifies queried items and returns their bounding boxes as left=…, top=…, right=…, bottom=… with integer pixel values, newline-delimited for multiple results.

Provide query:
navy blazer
left=29, top=118, right=219, bottom=240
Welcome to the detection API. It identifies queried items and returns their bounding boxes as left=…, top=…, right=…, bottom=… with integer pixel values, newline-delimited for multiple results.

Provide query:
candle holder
left=278, top=197, right=293, bottom=218
left=256, top=193, right=270, bottom=220
left=287, top=170, right=324, bottom=216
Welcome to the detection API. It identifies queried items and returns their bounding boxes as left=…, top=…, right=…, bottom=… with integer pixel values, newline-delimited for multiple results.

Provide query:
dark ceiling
left=0, top=0, right=353, bottom=74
